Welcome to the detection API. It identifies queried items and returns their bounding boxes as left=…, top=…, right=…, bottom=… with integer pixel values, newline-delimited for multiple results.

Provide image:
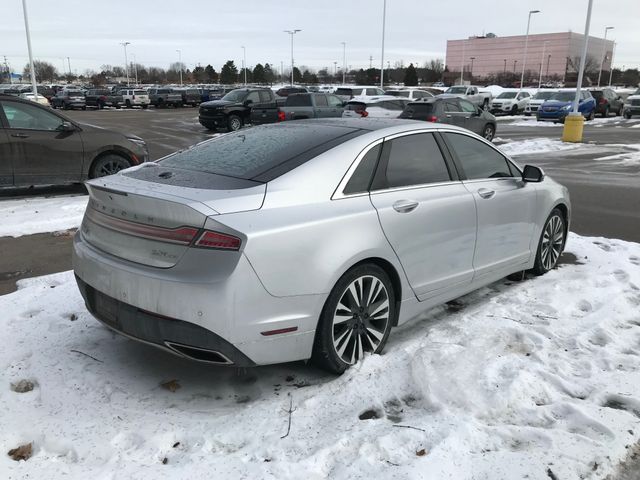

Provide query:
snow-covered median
left=0, top=195, right=88, bottom=238
left=496, top=137, right=591, bottom=156
left=1, top=234, right=639, bottom=479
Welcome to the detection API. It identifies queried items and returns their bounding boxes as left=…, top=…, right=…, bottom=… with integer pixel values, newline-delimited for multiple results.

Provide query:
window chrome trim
left=369, top=180, right=462, bottom=196
left=331, top=138, right=384, bottom=200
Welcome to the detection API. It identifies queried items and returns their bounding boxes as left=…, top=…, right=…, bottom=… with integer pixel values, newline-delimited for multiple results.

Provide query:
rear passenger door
left=441, top=132, right=536, bottom=278
left=327, top=95, right=344, bottom=117
left=0, top=127, right=13, bottom=186
left=368, top=132, right=477, bottom=299
left=313, top=94, right=330, bottom=118
left=443, top=100, right=466, bottom=128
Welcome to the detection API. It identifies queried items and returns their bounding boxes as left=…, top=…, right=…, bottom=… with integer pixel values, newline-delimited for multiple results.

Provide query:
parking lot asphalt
left=1, top=107, right=639, bottom=294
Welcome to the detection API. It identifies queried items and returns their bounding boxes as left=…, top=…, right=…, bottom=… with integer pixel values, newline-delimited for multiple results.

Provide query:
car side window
left=327, top=95, right=343, bottom=107
left=258, top=91, right=271, bottom=103
left=343, top=144, right=382, bottom=195
left=444, top=133, right=515, bottom=180
left=315, top=94, right=328, bottom=107
left=444, top=101, right=461, bottom=113
left=245, top=91, right=260, bottom=103
left=0, top=101, right=64, bottom=131
left=459, top=99, right=476, bottom=113
left=372, top=133, right=451, bottom=190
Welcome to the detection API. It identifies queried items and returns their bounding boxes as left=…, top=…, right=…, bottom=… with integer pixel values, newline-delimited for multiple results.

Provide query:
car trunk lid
left=81, top=165, right=265, bottom=268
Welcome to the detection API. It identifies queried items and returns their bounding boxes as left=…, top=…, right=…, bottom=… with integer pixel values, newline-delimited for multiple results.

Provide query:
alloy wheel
left=97, top=158, right=128, bottom=177
left=483, top=125, right=495, bottom=141
left=331, top=275, right=390, bottom=365
left=540, top=214, right=564, bottom=270
left=230, top=117, right=241, bottom=131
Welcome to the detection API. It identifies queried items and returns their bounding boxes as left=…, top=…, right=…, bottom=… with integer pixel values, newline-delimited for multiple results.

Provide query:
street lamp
left=538, top=41, right=549, bottom=88
left=333, top=61, right=337, bottom=83
left=20, top=0, right=38, bottom=96
left=120, top=41, right=131, bottom=86
left=503, top=58, right=507, bottom=74
left=514, top=59, right=517, bottom=72
left=519, top=9, right=540, bottom=90
left=176, top=49, right=182, bottom=86
left=132, top=53, right=138, bottom=86
left=284, top=29, right=301, bottom=85
left=460, top=40, right=466, bottom=84
left=341, top=41, right=346, bottom=85
left=380, top=0, right=386, bottom=88
left=608, top=41, right=616, bottom=86
left=469, top=56, right=475, bottom=79
left=241, top=46, right=247, bottom=86
left=597, top=26, right=614, bottom=87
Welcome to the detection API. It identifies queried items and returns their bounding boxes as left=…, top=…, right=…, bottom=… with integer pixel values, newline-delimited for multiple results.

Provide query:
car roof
left=286, top=117, right=464, bottom=135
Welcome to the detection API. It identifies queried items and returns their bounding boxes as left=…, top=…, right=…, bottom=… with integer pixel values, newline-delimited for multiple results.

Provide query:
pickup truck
left=86, top=89, right=122, bottom=109
left=147, top=88, right=183, bottom=108
left=440, top=85, right=492, bottom=109
left=251, top=92, right=344, bottom=125
left=199, top=87, right=278, bottom=131
left=176, top=88, right=201, bottom=107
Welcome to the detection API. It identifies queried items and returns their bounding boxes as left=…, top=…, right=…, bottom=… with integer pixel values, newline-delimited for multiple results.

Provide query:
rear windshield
left=285, top=94, right=312, bottom=106
left=134, top=90, right=147, bottom=95
left=446, top=87, right=467, bottom=94
left=385, top=90, right=410, bottom=97
left=399, top=103, right=434, bottom=118
left=336, top=88, right=364, bottom=96
left=345, top=102, right=366, bottom=112
left=66, top=91, right=84, bottom=96
left=497, top=92, right=517, bottom=99
left=159, top=123, right=366, bottom=181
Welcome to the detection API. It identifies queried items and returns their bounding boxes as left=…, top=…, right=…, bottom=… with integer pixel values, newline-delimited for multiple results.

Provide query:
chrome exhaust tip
left=164, top=341, right=234, bottom=365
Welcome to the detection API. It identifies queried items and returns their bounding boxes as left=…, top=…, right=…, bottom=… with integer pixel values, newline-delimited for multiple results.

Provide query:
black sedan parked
left=399, top=97, right=497, bottom=141
left=0, top=94, right=148, bottom=187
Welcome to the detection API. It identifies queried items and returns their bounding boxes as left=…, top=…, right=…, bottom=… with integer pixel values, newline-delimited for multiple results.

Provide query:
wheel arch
left=88, top=148, right=136, bottom=179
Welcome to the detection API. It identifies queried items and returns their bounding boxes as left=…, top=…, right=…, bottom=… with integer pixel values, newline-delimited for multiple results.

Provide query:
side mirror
left=58, top=121, right=76, bottom=132
left=522, top=165, right=544, bottom=183
left=243, top=99, right=253, bottom=106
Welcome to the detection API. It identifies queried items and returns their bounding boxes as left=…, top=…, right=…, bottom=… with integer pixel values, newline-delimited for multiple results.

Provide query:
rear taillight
left=359, top=110, right=369, bottom=117
left=425, top=115, right=438, bottom=122
left=277, top=110, right=286, bottom=122
left=195, top=231, right=241, bottom=250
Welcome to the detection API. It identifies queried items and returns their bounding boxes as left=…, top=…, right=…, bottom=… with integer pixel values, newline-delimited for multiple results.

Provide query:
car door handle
left=11, top=133, right=29, bottom=138
left=392, top=200, right=419, bottom=213
left=445, top=114, right=452, bottom=118
left=477, top=188, right=495, bottom=199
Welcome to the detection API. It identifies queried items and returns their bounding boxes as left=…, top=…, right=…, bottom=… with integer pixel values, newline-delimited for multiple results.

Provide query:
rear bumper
left=624, top=106, right=640, bottom=115
left=72, top=232, right=322, bottom=366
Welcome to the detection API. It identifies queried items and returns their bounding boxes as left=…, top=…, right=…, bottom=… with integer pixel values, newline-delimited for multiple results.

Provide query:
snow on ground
left=595, top=144, right=640, bottom=166
left=496, top=137, right=593, bottom=156
left=0, top=195, right=88, bottom=238
left=506, top=116, right=640, bottom=128
left=1, top=234, right=640, bottom=479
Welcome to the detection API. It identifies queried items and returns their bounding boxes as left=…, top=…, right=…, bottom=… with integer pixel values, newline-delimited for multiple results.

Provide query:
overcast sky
left=3, top=0, right=639, bottom=76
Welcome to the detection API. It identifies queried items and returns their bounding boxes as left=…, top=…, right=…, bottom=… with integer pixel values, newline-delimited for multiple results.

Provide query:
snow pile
left=497, top=138, right=590, bottom=156
left=1, top=234, right=639, bottom=479
left=0, top=195, right=88, bottom=238
left=595, top=144, right=640, bottom=166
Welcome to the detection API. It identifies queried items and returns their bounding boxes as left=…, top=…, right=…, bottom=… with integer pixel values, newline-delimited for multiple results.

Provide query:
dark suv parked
left=199, top=88, right=278, bottom=131
left=51, top=90, right=86, bottom=110
left=400, top=97, right=497, bottom=141
left=0, top=94, right=148, bottom=187
left=275, top=86, right=308, bottom=97
left=589, top=88, right=624, bottom=117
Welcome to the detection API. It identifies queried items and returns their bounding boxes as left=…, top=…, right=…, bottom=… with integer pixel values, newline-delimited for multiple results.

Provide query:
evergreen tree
left=204, top=64, right=218, bottom=83
left=252, top=63, right=266, bottom=84
left=404, top=63, right=418, bottom=86
left=220, top=60, right=238, bottom=84
left=263, top=63, right=275, bottom=84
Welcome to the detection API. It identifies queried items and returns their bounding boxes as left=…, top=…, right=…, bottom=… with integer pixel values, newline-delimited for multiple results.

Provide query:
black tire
left=125, top=100, right=132, bottom=108
left=482, top=124, right=495, bottom=141
left=81, top=106, right=86, bottom=111
left=531, top=208, right=566, bottom=276
left=524, top=112, right=531, bottom=117
left=312, top=264, right=396, bottom=374
left=625, top=112, right=632, bottom=119
left=227, top=114, right=242, bottom=132
left=89, top=154, right=132, bottom=179
left=602, top=106, right=609, bottom=118
left=142, top=104, right=148, bottom=109
left=511, top=105, right=518, bottom=116
left=115, top=104, right=121, bottom=110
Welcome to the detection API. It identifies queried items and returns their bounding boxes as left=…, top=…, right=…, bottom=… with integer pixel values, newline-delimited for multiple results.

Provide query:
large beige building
left=446, top=32, right=614, bottom=81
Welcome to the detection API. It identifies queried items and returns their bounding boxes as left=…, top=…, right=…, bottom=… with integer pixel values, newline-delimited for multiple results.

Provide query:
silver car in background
left=73, top=119, right=570, bottom=373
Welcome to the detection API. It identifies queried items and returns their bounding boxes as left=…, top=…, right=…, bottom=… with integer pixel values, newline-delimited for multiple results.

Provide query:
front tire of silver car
left=483, top=124, right=495, bottom=141
left=532, top=208, right=566, bottom=275
left=312, top=264, right=396, bottom=374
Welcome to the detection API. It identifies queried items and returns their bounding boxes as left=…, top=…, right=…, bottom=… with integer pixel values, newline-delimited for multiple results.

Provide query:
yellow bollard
left=562, top=113, right=585, bottom=143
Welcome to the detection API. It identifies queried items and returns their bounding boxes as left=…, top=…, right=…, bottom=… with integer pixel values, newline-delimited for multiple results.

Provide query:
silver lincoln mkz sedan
left=73, top=119, right=570, bottom=373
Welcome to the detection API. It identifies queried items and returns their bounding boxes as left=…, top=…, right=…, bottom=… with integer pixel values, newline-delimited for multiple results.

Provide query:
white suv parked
left=334, top=85, right=386, bottom=101
left=342, top=96, right=410, bottom=118
left=120, top=89, right=150, bottom=109
left=490, top=90, right=531, bottom=115
left=384, top=88, right=434, bottom=100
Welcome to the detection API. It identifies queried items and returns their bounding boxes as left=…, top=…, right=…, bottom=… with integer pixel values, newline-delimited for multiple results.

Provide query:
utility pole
left=608, top=41, right=616, bottom=86
left=21, top=0, right=38, bottom=96
left=597, top=26, right=614, bottom=87
left=503, top=59, right=507, bottom=74
left=333, top=61, right=337, bottom=82
left=284, top=29, right=301, bottom=85
left=176, top=49, right=182, bottom=86
left=241, top=46, right=246, bottom=86
left=341, top=42, right=346, bottom=85
left=380, top=0, right=386, bottom=89
left=120, top=41, right=130, bottom=86
left=538, top=41, right=549, bottom=88
left=132, top=53, right=138, bottom=85
left=67, top=56, right=71, bottom=80
left=3, top=56, right=12, bottom=84
left=519, top=9, right=541, bottom=90
left=460, top=40, right=466, bottom=84
left=280, top=61, right=284, bottom=84
left=369, top=55, right=373, bottom=69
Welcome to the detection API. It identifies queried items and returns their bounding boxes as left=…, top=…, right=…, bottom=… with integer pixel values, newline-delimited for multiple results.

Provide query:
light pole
left=132, top=53, right=138, bottom=85
left=538, top=41, right=549, bottom=88
left=380, top=0, right=386, bottom=89
left=241, top=46, right=246, bottom=85
left=514, top=60, right=517, bottom=72
left=546, top=54, right=551, bottom=77
left=608, top=41, right=616, bottom=86
left=333, top=61, right=337, bottom=83
left=176, top=49, right=182, bottom=86
left=469, top=56, right=475, bottom=80
left=503, top=58, right=507, bottom=74
left=21, top=0, right=38, bottom=96
left=520, top=9, right=540, bottom=90
left=284, top=29, right=301, bottom=85
left=341, top=41, right=346, bottom=85
left=562, top=0, right=593, bottom=143
left=120, top=41, right=130, bottom=86
left=597, top=26, right=614, bottom=87
left=66, top=57, right=71, bottom=80
left=460, top=40, right=466, bottom=84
